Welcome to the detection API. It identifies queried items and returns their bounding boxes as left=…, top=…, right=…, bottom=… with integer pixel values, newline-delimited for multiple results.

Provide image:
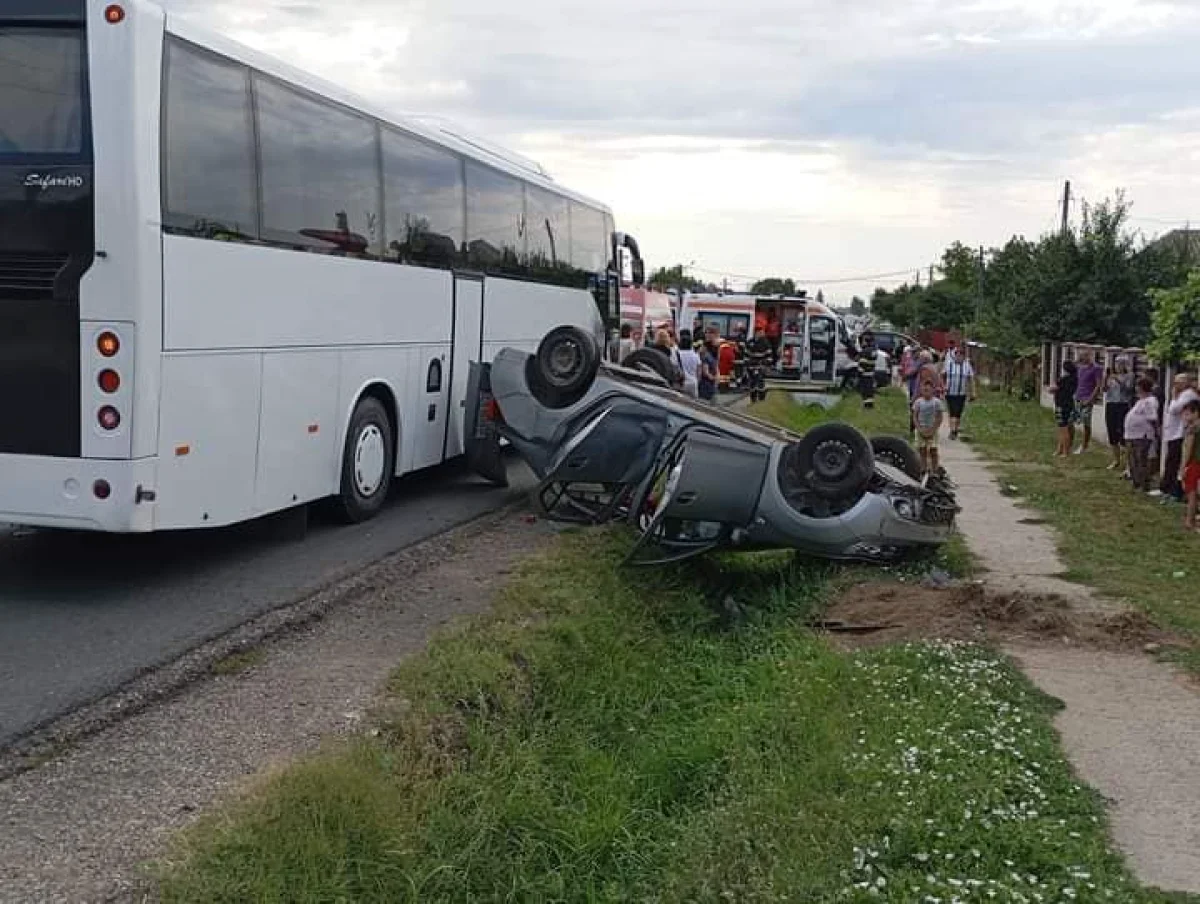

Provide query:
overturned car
left=466, top=326, right=957, bottom=566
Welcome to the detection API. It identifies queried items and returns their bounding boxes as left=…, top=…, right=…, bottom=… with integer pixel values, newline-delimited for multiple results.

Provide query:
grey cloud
left=162, top=0, right=1200, bottom=169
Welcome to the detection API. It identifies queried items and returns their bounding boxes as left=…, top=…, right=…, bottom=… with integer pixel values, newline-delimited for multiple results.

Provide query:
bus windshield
left=0, top=26, right=86, bottom=156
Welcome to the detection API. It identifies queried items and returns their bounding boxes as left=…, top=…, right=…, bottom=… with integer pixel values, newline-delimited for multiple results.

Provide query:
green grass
left=963, top=392, right=1200, bottom=660
left=156, top=531, right=1187, bottom=903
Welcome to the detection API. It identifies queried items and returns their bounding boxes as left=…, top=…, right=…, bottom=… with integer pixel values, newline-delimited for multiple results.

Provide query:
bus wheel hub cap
left=354, top=425, right=386, bottom=496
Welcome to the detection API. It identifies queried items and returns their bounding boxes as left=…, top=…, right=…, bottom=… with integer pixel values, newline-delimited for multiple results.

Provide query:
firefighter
left=857, top=331, right=878, bottom=409
left=746, top=332, right=773, bottom=403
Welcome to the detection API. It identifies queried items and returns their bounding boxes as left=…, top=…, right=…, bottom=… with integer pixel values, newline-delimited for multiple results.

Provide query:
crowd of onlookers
left=1051, top=351, right=1200, bottom=532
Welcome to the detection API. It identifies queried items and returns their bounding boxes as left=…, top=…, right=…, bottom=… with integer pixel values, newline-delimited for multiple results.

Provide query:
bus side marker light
left=307, top=424, right=319, bottom=434
left=105, top=5, right=125, bottom=23
left=175, top=445, right=190, bottom=457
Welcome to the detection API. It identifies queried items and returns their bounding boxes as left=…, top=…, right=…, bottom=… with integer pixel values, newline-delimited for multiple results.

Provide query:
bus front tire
left=333, top=397, right=395, bottom=523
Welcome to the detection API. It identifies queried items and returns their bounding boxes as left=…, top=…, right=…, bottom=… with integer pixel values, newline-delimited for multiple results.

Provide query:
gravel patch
left=0, top=508, right=560, bottom=904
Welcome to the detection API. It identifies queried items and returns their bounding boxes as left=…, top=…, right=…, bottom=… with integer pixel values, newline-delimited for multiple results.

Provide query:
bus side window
left=426, top=359, right=443, bottom=393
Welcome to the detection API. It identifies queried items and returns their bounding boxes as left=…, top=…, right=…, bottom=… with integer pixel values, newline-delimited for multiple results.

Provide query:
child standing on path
left=912, top=379, right=945, bottom=477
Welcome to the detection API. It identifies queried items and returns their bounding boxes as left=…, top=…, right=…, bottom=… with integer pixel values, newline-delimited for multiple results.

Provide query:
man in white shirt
left=941, top=345, right=976, bottom=440
left=1159, top=373, right=1200, bottom=501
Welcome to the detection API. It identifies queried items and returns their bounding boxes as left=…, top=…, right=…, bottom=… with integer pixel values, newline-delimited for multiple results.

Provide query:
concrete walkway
left=940, top=430, right=1200, bottom=894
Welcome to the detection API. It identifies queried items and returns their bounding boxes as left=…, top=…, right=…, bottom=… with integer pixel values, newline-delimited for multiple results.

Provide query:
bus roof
left=158, top=2, right=612, bottom=213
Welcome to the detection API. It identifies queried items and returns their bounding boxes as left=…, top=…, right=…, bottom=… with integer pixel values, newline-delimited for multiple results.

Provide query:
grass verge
left=157, top=530, right=1185, bottom=903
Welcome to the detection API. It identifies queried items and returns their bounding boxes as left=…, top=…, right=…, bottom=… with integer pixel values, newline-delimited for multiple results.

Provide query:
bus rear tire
left=332, top=397, right=395, bottom=523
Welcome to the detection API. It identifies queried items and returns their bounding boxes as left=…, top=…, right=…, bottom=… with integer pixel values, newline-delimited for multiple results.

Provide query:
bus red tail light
left=93, top=480, right=112, bottom=500
left=98, top=406, right=121, bottom=431
left=104, top=4, right=125, bottom=23
left=98, top=369, right=120, bottom=394
left=97, top=332, right=120, bottom=357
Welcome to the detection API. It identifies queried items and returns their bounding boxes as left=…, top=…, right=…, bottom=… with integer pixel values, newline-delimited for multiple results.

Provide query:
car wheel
left=790, top=423, right=874, bottom=502
left=870, top=434, right=923, bottom=481
left=332, top=396, right=394, bottom=523
left=526, top=325, right=600, bottom=410
left=621, top=347, right=673, bottom=385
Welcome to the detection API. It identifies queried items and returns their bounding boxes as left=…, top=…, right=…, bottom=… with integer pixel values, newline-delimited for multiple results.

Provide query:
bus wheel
left=334, top=396, right=395, bottom=523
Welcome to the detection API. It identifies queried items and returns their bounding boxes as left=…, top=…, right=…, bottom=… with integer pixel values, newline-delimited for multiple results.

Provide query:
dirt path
left=939, top=428, right=1200, bottom=894
left=0, top=510, right=560, bottom=904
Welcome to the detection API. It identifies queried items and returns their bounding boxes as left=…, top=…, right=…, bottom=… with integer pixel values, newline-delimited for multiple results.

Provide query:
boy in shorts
left=1178, top=398, right=1200, bottom=531
left=912, top=379, right=945, bottom=476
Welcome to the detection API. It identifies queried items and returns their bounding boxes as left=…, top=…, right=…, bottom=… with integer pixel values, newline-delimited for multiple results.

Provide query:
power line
left=689, top=264, right=921, bottom=285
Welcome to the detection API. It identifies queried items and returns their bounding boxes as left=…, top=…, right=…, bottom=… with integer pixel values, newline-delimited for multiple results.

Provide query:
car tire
left=527, top=325, right=600, bottom=410
left=790, top=423, right=874, bottom=502
left=621, top=347, right=674, bottom=385
left=332, top=396, right=395, bottom=523
left=870, top=434, right=923, bottom=481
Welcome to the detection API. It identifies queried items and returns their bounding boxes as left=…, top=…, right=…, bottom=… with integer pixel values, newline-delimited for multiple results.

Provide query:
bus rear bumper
left=0, top=455, right=157, bottom=533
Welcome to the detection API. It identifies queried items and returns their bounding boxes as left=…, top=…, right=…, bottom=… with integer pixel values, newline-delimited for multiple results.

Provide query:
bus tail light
left=98, top=406, right=121, bottom=431
left=93, top=480, right=112, bottom=500
left=104, top=4, right=126, bottom=23
left=98, top=369, right=120, bottom=394
left=97, top=332, right=120, bottom=357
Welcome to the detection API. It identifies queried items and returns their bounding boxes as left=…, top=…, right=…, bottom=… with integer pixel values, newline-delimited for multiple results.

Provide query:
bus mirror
left=631, top=257, right=645, bottom=287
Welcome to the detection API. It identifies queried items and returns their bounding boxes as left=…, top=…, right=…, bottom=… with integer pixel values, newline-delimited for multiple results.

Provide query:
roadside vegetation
left=758, top=386, right=1200, bottom=670
left=158, top=521, right=1185, bottom=902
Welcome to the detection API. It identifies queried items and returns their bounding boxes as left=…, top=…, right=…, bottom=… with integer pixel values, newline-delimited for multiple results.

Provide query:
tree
left=816, top=289, right=825, bottom=305
left=1148, top=270, right=1200, bottom=365
left=940, top=241, right=978, bottom=289
left=749, top=277, right=796, bottom=295
left=849, top=296, right=867, bottom=316
left=647, top=264, right=707, bottom=292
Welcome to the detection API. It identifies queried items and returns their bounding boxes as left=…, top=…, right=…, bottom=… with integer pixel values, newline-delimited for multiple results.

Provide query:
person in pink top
left=1123, top=377, right=1160, bottom=492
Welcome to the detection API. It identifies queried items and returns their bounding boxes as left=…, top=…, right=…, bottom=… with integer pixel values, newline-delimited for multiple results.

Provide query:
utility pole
left=1060, top=180, right=1072, bottom=235
left=974, top=245, right=985, bottom=329
left=929, top=264, right=935, bottom=286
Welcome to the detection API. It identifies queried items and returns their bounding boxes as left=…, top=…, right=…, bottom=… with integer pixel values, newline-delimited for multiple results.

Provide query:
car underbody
left=466, top=326, right=958, bottom=566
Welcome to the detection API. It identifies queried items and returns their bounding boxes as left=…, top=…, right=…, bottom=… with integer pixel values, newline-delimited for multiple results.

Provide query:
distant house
left=1147, top=227, right=1200, bottom=260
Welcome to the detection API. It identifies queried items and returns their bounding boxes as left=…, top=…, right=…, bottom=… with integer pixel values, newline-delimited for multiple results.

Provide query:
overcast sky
left=165, top=0, right=1200, bottom=303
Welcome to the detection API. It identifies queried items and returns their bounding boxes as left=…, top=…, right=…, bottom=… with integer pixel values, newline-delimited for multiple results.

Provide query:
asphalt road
left=0, top=458, right=534, bottom=747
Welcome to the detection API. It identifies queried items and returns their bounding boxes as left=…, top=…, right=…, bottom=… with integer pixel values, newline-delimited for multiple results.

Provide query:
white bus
left=0, top=0, right=643, bottom=532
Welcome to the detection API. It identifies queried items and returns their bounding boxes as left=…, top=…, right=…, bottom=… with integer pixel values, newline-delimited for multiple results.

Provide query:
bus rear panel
left=0, top=0, right=93, bottom=459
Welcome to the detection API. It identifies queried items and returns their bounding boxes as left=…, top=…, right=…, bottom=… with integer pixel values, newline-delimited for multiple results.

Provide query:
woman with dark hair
left=1052, top=360, right=1078, bottom=457
left=1103, top=356, right=1135, bottom=472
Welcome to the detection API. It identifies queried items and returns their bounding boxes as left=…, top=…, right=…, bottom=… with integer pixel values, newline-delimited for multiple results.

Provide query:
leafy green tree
left=647, top=265, right=708, bottom=292
left=750, top=277, right=797, bottom=295
left=1148, top=270, right=1200, bottom=364
left=940, top=241, right=978, bottom=289
left=849, top=296, right=867, bottom=316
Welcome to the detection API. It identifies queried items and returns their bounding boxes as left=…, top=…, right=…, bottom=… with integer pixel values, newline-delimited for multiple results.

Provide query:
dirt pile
left=821, top=580, right=1178, bottom=653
